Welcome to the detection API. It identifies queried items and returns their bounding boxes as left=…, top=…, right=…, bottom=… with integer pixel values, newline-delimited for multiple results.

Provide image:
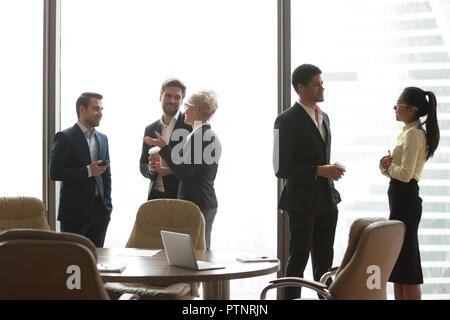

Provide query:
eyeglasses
left=183, top=103, right=196, bottom=111
left=394, top=102, right=412, bottom=109
left=394, top=103, right=419, bottom=113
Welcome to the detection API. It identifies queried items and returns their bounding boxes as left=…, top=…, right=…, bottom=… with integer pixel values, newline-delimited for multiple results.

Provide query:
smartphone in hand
left=99, top=160, right=110, bottom=167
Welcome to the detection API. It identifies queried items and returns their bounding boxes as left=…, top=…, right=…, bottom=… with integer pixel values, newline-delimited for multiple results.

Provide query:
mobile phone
left=99, top=160, right=110, bottom=166
left=236, top=256, right=279, bottom=263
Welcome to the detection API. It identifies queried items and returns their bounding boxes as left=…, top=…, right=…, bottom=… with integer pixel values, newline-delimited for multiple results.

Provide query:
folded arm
left=388, top=131, right=422, bottom=183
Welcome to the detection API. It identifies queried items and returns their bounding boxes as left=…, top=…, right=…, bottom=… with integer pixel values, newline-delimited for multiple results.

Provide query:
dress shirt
left=384, top=120, right=427, bottom=182
left=299, top=101, right=326, bottom=141
left=77, top=121, right=100, bottom=195
left=153, top=110, right=180, bottom=192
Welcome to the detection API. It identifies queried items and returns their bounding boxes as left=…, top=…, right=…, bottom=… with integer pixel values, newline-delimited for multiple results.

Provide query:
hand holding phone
left=99, top=160, right=110, bottom=167
left=90, top=160, right=109, bottom=177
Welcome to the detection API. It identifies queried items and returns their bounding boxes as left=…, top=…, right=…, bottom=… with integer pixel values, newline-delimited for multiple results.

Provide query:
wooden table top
left=97, top=248, right=280, bottom=284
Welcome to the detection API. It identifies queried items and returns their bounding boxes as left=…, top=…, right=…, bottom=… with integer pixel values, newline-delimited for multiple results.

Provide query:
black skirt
left=388, top=178, right=423, bottom=284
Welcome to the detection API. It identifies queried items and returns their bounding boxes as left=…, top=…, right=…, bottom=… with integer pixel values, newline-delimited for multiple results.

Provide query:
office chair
left=0, top=229, right=137, bottom=300
left=105, top=199, right=206, bottom=300
left=260, top=218, right=405, bottom=300
left=0, top=196, right=50, bottom=231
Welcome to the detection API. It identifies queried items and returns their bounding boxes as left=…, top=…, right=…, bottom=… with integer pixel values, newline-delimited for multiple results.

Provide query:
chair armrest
left=260, top=277, right=331, bottom=300
left=320, top=266, right=339, bottom=284
left=118, top=293, right=140, bottom=300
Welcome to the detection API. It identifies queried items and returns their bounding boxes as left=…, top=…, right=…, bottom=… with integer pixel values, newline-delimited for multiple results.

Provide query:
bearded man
left=139, top=78, right=192, bottom=200
left=50, top=92, right=112, bottom=247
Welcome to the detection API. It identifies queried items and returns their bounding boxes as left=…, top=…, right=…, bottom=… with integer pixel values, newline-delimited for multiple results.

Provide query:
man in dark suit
left=139, top=78, right=192, bottom=200
left=273, top=64, right=345, bottom=299
left=144, top=90, right=221, bottom=250
left=50, top=92, right=112, bottom=247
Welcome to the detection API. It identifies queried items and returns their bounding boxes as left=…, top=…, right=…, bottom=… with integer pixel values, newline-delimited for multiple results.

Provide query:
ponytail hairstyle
left=402, top=87, right=440, bottom=160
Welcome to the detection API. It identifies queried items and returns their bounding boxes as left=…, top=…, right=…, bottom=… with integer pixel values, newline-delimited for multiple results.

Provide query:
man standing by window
left=50, top=92, right=112, bottom=247
left=139, top=78, right=192, bottom=200
left=274, top=64, right=345, bottom=299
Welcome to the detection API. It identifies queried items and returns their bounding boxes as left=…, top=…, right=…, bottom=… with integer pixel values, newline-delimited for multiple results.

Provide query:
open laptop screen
left=160, top=230, right=224, bottom=270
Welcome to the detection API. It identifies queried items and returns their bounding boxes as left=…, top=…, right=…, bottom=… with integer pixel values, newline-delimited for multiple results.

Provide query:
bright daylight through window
left=2, top=0, right=449, bottom=300
left=61, top=0, right=277, bottom=299
left=292, top=0, right=450, bottom=299
left=0, top=0, right=43, bottom=198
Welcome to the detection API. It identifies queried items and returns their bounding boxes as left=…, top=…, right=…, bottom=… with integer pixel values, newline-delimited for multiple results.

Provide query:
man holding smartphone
left=50, top=92, right=112, bottom=247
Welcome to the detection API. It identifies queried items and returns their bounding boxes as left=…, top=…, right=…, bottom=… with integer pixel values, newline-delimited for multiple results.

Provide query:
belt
left=151, top=190, right=166, bottom=195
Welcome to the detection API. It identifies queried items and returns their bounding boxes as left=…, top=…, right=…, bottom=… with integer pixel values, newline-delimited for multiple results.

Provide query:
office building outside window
left=3, top=0, right=448, bottom=300
left=292, top=0, right=450, bottom=299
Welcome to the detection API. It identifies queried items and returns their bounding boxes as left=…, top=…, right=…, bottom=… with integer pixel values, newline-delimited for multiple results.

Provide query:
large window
left=0, top=1, right=43, bottom=198
left=4, top=0, right=448, bottom=300
left=61, top=0, right=277, bottom=299
left=292, top=0, right=450, bottom=299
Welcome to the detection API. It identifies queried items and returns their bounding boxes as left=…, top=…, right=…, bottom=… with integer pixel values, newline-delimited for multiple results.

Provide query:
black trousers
left=60, top=196, right=110, bottom=248
left=285, top=203, right=338, bottom=299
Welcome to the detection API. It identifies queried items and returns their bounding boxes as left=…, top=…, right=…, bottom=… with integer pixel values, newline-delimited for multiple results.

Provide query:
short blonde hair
left=187, top=90, right=218, bottom=118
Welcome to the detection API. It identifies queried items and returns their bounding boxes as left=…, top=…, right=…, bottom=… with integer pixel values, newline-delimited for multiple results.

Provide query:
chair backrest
left=0, top=230, right=108, bottom=300
left=0, top=228, right=98, bottom=259
left=337, top=217, right=386, bottom=271
left=329, top=218, right=405, bottom=300
left=126, top=199, right=206, bottom=250
left=0, top=196, right=50, bottom=231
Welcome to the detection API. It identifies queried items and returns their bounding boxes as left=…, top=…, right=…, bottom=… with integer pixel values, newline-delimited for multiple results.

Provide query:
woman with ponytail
left=379, top=87, right=440, bottom=300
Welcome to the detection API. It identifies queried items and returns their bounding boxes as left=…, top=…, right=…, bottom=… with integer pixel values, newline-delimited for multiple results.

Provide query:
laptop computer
left=160, top=230, right=225, bottom=271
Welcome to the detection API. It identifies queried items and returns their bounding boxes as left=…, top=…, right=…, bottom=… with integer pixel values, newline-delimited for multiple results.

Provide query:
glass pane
left=292, top=0, right=450, bottom=299
left=0, top=1, right=43, bottom=197
left=61, top=0, right=277, bottom=299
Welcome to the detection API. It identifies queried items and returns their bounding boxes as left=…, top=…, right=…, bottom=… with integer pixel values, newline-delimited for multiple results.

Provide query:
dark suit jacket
left=139, top=112, right=192, bottom=199
left=274, top=102, right=341, bottom=212
left=49, top=123, right=112, bottom=224
left=159, top=124, right=221, bottom=209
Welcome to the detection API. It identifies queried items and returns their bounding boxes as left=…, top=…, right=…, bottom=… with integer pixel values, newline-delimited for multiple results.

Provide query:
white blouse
left=382, top=120, right=427, bottom=183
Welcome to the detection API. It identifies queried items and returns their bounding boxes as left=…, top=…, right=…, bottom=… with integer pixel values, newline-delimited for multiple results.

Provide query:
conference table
left=97, top=248, right=280, bottom=300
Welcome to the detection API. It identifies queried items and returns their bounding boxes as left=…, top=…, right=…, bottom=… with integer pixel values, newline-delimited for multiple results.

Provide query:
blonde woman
left=144, top=90, right=221, bottom=250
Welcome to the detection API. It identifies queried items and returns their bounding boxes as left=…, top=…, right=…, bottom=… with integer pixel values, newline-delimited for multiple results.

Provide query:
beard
left=85, top=118, right=101, bottom=127
left=163, top=103, right=179, bottom=117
